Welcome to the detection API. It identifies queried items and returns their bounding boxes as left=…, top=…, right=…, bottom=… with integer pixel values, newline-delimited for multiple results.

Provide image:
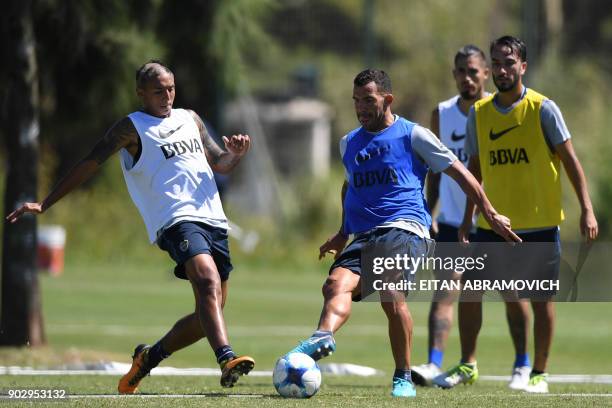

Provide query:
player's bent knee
left=192, top=275, right=220, bottom=290
left=322, top=277, right=340, bottom=298
left=322, top=273, right=357, bottom=299
left=185, top=255, right=220, bottom=282
left=380, top=299, right=409, bottom=317
left=188, top=269, right=222, bottom=298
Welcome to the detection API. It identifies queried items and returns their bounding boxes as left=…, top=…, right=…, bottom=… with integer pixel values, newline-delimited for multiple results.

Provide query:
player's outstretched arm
left=444, top=160, right=521, bottom=243
left=5, top=117, right=138, bottom=223
left=555, top=139, right=598, bottom=242
left=457, top=155, right=480, bottom=242
left=426, top=108, right=441, bottom=236
left=189, top=110, right=250, bottom=174
left=319, top=181, right=349, bottom=260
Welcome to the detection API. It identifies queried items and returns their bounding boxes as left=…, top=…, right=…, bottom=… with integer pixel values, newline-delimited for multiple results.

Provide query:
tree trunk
left=543, top=0, right=563, bottom=58
left=0, top=0, right=45, bottom=347
left=521, top=0, right=542, bottom=79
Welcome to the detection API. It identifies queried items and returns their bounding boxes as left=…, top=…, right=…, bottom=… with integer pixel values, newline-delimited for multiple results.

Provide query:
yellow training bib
left=475, top=89, right=563, bottom=230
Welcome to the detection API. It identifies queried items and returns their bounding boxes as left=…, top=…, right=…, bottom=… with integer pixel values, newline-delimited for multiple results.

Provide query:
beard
left=494, top=75, right=519, bottom=92
left=460, top=89, right=478, bottom=100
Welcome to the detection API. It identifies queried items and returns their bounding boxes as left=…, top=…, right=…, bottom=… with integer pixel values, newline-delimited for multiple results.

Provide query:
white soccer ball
left=273, top=352, right=321, bottom=398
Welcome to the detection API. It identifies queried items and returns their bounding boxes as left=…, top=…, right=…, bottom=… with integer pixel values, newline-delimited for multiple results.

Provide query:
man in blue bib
left=284, top=69, right=520, bottom=398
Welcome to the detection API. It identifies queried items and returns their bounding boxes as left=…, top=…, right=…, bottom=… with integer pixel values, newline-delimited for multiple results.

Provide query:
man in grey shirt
left=284, top=68, right=520, bottom=398
left=434, top=35, right=598, bottom=394
left=465, top=89, right=572, bottom=155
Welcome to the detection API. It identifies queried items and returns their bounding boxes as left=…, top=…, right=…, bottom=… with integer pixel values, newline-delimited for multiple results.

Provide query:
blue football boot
left=391, top=377, right=417, bottom=397
left=287, top=333, right=336, bottom=361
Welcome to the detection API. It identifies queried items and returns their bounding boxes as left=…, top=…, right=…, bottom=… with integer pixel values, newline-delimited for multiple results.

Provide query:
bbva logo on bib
left=489, top=148, right=529, bottom=166
left=159, top=138, right=204, bottom=159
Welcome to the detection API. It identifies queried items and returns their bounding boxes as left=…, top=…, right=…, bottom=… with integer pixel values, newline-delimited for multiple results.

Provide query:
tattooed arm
left=6, top=117, right=139, bottom=222
left=188, top=110, right=250, bottom=174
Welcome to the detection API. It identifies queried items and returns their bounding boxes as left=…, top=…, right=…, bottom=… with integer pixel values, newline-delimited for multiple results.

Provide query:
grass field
left=2, top=375, right=611, bottom=407
left=1, top=256, right=611, bottom=406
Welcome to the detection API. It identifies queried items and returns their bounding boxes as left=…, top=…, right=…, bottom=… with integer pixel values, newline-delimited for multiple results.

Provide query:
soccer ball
left=273, top=352, right=321, bottom=398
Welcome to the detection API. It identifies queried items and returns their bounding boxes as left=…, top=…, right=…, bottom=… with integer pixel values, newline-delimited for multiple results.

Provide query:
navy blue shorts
left=157, top=221, right=233, bottom=281
left=331, top=227, right=434, bottom=301
left=464, top=227, right=561, bottom=298
left=473, top=226, right=559, bottom=244
left=432, top=223, right=476, bottom=279
left=435, top=222, right=475, bottom=243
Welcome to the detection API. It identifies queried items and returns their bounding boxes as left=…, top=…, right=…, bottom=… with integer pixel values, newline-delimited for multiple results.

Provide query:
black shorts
left=463, top=227, right=561, bottom=299
left=157, top=221, right=233, bottom=281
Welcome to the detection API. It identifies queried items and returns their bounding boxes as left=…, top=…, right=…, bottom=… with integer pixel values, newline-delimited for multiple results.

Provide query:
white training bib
left=437, top=95, right=471, bottom=228
left=120, top=108, right=228, bottom=243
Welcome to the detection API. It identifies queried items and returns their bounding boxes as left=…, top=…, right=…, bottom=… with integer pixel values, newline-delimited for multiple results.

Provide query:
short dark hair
left=136, top=59, right=173, bottom=88
left=353, top=69, right=392, bottom=93
left=454, top=44, right=486, bottom=66
left=490, top=36, right=527, bottom=62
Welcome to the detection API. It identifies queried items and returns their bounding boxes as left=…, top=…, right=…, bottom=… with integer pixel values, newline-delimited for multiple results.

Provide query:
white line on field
left=481, top=375, right=612, bottom=384
left=2, top=364, right=612, bottom=385
left=0, top=362, right=380, bottom=377
left=0, top=367, right=272, bottom=377
left=1, top=393, right=609, bottom=400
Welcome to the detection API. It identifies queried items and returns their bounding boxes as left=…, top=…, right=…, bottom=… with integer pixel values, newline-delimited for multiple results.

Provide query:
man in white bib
left=412, top=45, right=490, bottom=386
left=6, top=60, right=255, bottom=393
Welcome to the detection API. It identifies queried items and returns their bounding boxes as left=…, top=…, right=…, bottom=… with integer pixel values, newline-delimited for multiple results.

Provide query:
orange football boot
left=118, top=344, right=152, bottom=394
left=220, top=355, right=255, bottom=387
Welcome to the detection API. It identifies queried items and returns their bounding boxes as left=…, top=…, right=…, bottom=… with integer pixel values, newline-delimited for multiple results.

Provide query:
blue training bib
left=342, top=117, right=431, bottom=234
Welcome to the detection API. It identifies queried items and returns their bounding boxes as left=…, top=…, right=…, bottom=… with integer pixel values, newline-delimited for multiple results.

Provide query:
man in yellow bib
left=433, top=36, right=598, bottom=393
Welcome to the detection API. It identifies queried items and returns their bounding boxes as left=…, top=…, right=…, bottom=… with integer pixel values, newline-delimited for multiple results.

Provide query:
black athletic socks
left=148, top=341, right=171, bottom=368
left=394, top=368, right=413, bottom=382
left=215, top=345, right=236, bottom=365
